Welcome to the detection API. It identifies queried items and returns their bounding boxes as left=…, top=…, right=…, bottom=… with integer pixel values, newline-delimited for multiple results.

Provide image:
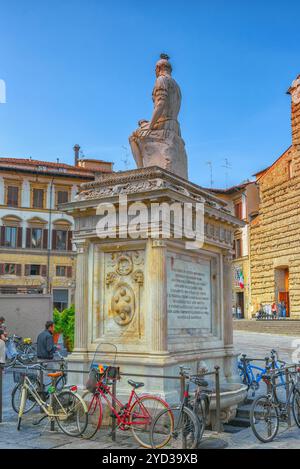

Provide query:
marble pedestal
left=62, top=167, right=245, bottom=419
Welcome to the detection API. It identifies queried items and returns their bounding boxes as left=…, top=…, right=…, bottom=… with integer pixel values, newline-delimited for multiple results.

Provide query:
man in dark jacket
left=37, top=321, right=58, bottom=360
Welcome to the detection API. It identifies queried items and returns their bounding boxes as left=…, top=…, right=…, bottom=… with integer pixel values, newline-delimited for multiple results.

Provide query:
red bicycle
left=82, top=368, right=173, bottom=447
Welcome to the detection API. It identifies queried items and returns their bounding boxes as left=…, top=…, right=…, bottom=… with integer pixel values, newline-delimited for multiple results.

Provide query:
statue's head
left=155, top=53, right=172, bottom=77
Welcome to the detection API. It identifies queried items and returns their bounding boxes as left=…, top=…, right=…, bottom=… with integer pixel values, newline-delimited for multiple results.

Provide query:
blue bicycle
left=238, top=349, right=285, bottom=396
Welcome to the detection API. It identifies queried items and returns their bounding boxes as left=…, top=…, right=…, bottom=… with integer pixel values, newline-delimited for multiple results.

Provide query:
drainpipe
left=47, top=178, right=54, bottom=294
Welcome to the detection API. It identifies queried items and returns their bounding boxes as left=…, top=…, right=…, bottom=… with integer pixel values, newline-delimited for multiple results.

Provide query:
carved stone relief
left=104, top=250, right=145, bottom=333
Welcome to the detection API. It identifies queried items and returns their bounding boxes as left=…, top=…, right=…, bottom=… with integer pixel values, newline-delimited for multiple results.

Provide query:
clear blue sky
left=1, top=0, right=300, bottom=188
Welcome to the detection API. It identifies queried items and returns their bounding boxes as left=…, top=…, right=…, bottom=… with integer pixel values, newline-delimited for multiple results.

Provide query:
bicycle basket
left=90, top=342, right=118, bottom=371
left=13, top=370, right=38, bottom=384
left=85, top=368, right=99, bottom=393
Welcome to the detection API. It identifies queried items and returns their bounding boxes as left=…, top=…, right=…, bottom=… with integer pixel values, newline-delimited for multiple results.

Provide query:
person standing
left=281, top=301, right=287, bottom=319
left=37, top=321, right=59, bottom=360
left=271, top=302, right=277, bottom=320
left=277, top=301, right=282, bottom=319
left=0, top=327, right=6, bottom=364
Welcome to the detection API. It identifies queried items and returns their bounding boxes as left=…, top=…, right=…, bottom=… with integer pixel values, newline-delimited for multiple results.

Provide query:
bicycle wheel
left=193, top=394, right=209, bottom=441
left=292, top=389, right=300, bottom=428
left=151, top=406, right=199, bottom=449
left=55, top=374, right=67, bottom=392
left=11, top=382, right=37, bottom=414
left=54, top=390, right=88, bottom=437
left=129, top=395, right=172, bottom=448
left=250, top=395, right=279, bottom=443
left=81, top=390, right=103, bottom=439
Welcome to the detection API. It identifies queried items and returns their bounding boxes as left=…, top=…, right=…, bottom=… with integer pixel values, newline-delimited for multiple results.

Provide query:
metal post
left=180, top=371, right=185, bottom=402
left=0, top=365, right=3, bottom=423
left=285, top=367, right=291, bottom=427
left=215, top=366, right=221, bottom=433
left=111, top=379, right=117, bottom=442
left=39, top=367, right=44, bottom=414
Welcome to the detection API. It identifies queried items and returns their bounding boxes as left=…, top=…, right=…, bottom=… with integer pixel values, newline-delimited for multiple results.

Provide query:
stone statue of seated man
left=129, top=54, right=188, bottom=180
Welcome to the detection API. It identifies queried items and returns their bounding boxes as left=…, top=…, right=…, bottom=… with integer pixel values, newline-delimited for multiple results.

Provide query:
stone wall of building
left=250, top=145, right=300, bottom=318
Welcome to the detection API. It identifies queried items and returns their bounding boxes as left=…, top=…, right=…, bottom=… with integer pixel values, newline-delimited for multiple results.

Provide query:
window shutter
left=0, top=264, right=4, bottom=275
left=16, top=264, right=22, bottom=276
left=17, top=227, right=23, bottom=248
left=52, top=230, right=57, bottom=250
left=67, top=231, right=73, bottom=251
left=26, top=228, right=31, bottom=248
left=67, top=266, right=72, bottom=278
left=41, top=265, right=47, bottom=277
left=43, top=229, right=48, bottom=249
left=25, top=264, right=31, bottom=276
left=0, top=226, right=5, bottom=246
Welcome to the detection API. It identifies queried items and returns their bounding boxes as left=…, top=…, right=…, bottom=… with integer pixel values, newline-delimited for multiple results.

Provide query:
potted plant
left=53, top=308, right=62, bottom=344
left=60, top=305, right=75, bottom=352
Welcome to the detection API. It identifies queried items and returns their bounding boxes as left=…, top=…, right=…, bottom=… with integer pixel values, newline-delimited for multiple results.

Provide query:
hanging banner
left=234, top=266, right=244, bottom=289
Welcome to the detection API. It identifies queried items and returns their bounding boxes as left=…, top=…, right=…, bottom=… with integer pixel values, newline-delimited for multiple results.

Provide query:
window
left=7, top=186, right=19, bottom=207
left=56, top=266, right=66, bottom=277
left=25, top=264, right=46, bottom=276
left=234, top=201, right=243, bottom=220
left=31, top=228, right=43, bottom=248
left=52, top=228, right=72, bottom=251
left=26, top=227, right=48, bottom=249
left=29, top=264, right=40, bottom=275
left=56, top=265, right=72, bottom=277
left=53, top=289, right=69, bottom=312
left=57, top=190, right=69, bottom=205
left=4, top=226, right=17, bottom=248
left=56, top=230, right=67, bottom=250
left=32, top=188, right=44, bottom=208
left=234, top=238, right=242, bottom=259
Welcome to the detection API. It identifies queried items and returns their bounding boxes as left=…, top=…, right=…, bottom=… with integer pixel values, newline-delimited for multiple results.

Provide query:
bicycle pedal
left=32, top=415, right=47, bottom=426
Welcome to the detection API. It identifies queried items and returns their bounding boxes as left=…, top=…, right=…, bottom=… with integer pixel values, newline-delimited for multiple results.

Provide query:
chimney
left=73, top=144, right=80, bottom=166
left=287, top=76, right=300, bottom=147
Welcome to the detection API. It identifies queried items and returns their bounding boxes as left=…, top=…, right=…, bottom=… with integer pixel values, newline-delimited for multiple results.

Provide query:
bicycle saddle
left=128, top=380, right=144, bottom=389
left=47, top=371, right=63, bottom=378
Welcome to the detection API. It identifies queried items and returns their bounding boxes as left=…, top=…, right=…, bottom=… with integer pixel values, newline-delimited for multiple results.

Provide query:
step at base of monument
left=233, top=319, right=300, bottom=336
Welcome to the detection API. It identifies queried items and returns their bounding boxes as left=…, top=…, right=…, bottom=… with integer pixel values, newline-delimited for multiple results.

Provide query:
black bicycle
left=250, top=366, right=300, bottom=443
left=150, top=367, right=211, bottom=449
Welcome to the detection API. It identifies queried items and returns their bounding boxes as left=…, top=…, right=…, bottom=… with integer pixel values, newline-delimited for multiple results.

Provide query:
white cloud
left=0, top=80, right=6, bottom=103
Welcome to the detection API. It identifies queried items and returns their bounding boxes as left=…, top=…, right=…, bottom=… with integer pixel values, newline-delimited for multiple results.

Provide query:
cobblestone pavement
left=0, top=331, right=299, bottom=449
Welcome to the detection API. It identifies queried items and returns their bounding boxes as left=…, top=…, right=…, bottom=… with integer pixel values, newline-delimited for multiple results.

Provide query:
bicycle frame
left=239, top=357, right=285, bottom=389
left=94, top=381, right=153, bottom=428
left=19, top=374, right=80, bottom=419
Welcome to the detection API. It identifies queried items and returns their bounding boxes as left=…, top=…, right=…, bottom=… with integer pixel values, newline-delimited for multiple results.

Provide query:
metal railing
left=0, top=361, right=223, bottom=444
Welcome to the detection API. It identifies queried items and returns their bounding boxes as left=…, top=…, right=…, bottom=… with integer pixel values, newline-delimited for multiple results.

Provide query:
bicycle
left=11, top=352, right=67, bottom=414
left=5, top=335, right=36, bottom=366
left=150, top=367, right=211, bottom=449
left=17, top=363, right=87, bottom=437
left=250, top=366, right=300, bottom=443
left=81, top=343, right=172, bottom=448
left=238, top=349, right=285, bottom=396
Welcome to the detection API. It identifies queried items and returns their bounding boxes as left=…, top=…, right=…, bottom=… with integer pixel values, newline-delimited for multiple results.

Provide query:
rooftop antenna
left=121, top=145, right=130, bottom=170
left=206, top=161, right=214, bottom=188
left=222, top=158, right=232, bottom=189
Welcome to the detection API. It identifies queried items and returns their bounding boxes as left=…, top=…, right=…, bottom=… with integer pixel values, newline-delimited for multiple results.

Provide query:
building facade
left=0, top=149, right=113, bottom=310
left=250, top=74, right=300, bottom=319
left=210, top=182, right=259, bottom=319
